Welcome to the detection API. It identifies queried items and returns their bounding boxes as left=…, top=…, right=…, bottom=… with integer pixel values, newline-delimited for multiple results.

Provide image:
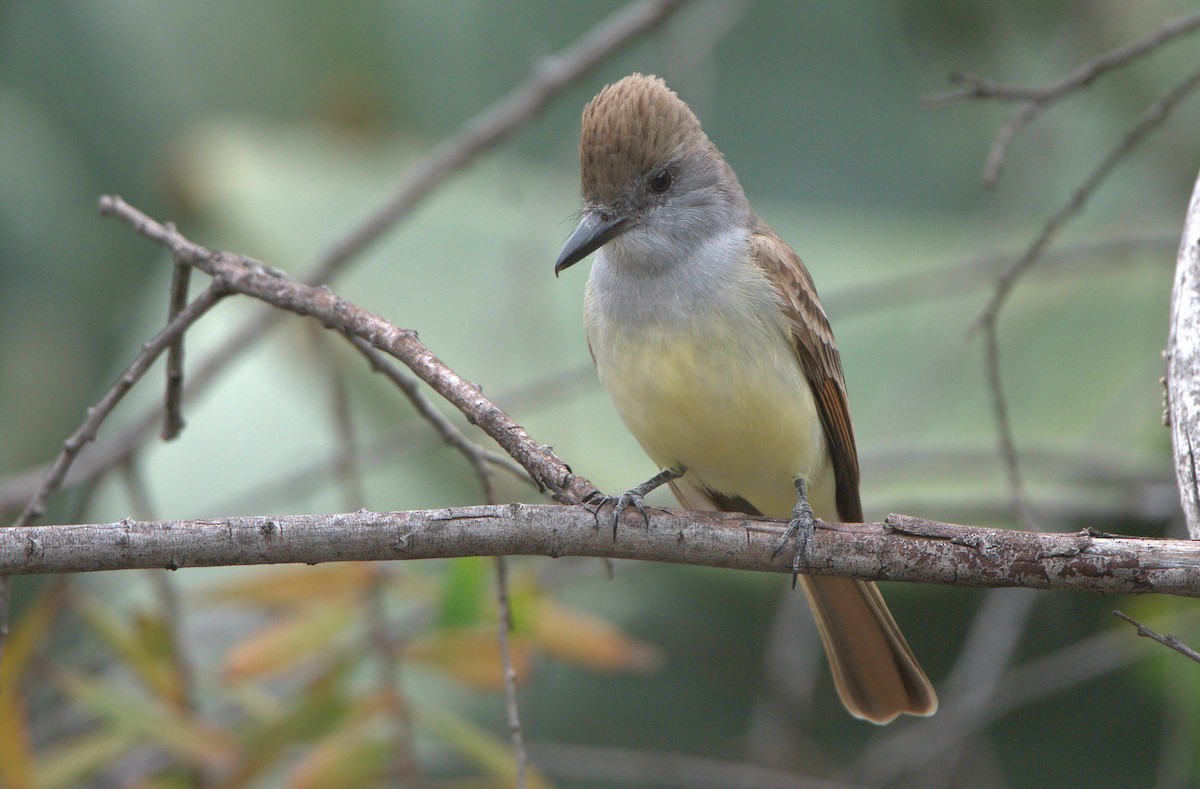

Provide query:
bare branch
left=923, top=11, right=1200, bottom=185
left=11, top=284, right=228, bottom=528
left=367, top=569, right=424, bottom=788
left=1, top=284, right=227, bottom=671
left=1166, top=167, right=1200, bottom=538
left=495, top=556, right=528, bottom=789
left=861, top=615, right=1148, bottom=782
left=76, top=197, right=1200, bottom=602
left=897, top=589, right=1037, bottom=785
left=981, top=325, right=1039, bottom=531
left=314, top=0, right=690, bottom=279
left=347, top=337, right=529, bottom=499
left=972, top=65, right=1200, bottom=542
left=979, top=64, right=1200, bottom=329
left=313, top=332, right=367, bottom=509
left=1112, top=609, right=1200, bottom=664
left=824, top=234, right=1175, bottom=319
left=0, top=235, right=1172, bottom=518
left=2, top=507, right=1199, bottom=598
left=162, top=259, right=191, bottom=440
left=97, top=195, right=596, bottom=506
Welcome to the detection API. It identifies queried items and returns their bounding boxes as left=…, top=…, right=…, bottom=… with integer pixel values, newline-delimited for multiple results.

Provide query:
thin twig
left=98, top=196, right=593, bottom=505
left=357, top=305, right=535, bottom=781
left=974, top=64, right=1200, bottom=537
left=162, top=259, right=191, bottom=440
left=495, top=556, right=528, bottom=789
left=923, top=10, right=1200, bottom=185
left=347, top=336, right=525, bottom=502
left=118, top=456, right=156, bottom=522
left=205, top=364, right=581, bottom=517
left=979, top=64, right=1200, bottom=330
left=0, top=234, right=1173, bottom=517
left=1112, top=609, right=1200, bottom=664
left=530, top=741, right=845, bottom=789
left=861, top=615, right=1150, bottom=783
left=823, top=233, right=1175, bottom=318
left=980, top=322, right=1039, bottom=531
left=12, top=284, right=228, bottom=528
left=315, top=331, right=367, bottom=509
left=359, top=325, right=534, bottom=783
left=1153, top=637, right=1200, bottom=788
left=120, top=455, right=202, bottom=723
left=368, top=568, right=423, bottom=788
left=311, top=0, right=689, bottom=280
left=126, top=455, right=207, bottom=788
left=1, top=284, right=225, bottom=679
left=903, top=589, right=1038, bottom=786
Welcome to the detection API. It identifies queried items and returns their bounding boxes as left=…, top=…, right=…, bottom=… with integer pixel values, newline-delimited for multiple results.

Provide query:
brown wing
left=749, top=220, right=863, bottom=523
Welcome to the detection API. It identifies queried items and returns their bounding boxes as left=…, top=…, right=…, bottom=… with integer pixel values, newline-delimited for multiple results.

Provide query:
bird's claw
left=583, top=467, right=685, bottom=541
left=773, top=480, right=815, bottom=589
left=585, top=490, right=651, bottom=540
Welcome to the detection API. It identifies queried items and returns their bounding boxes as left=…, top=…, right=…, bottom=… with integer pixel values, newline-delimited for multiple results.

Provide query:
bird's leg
left=771, top=477, right=815, bottom=589
left=584, top=466, right=686, bottom=540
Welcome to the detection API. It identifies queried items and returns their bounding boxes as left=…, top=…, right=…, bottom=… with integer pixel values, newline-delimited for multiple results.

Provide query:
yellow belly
left=592, top=320, right=834, bottom=520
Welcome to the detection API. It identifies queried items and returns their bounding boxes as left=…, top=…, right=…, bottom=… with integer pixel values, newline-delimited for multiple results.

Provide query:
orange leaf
left=222, top=604, right=353, bottom=681
left=75, top=596, right=183, bottom=708
left=205, top=563, right=384, bottom=608
left=57, top=670, right=238, bottom=770
left=287, top=723, right=390, bottom=789
left=0, top=580, right=69, bottom=789
left=406, top=628, right=532, bottom=690
left=527, top=599, right=662, bottom=673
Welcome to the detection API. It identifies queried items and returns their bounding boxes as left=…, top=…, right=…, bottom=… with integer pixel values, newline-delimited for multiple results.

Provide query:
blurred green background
left=3, top=1, right=1200, bottom=787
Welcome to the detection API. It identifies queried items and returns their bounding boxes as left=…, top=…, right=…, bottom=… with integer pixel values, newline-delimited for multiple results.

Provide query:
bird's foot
left=771, top=478, right=815, bottom=589
left=584, top=466, right=685, bottom=540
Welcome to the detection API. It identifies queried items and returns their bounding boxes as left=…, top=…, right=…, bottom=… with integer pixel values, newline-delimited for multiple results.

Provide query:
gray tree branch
left=1, top=507, right=1197, bottom=598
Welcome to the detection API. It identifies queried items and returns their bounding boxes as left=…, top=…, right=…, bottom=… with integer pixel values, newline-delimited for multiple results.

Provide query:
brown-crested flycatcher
left=554, top=74, right=937, bottom=724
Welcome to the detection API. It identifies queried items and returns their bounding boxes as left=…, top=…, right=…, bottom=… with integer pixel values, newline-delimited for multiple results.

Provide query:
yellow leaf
left=222, top=603, right=353, bottom=681
left=406, top=628, right=532, bottom=690
left=0, top=580, right=69, bottom=789
left=57, top=670, right=238, bottom=770
left=205, top=563, right=384, bottom=608
left=34, top=728, right=136, bottom=789
left=527, top=599, right=662, bottom=673
left=221, top=658, right=357, bottom=788
left=75, top=595, right=183, bottom=707
left=418, top=703, right=553, bottom=789
left=287, top=722, right=390, bottom=789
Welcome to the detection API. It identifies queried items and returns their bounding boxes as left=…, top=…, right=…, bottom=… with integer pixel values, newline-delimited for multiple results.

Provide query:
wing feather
left=749, top=220, right=863, bottom=522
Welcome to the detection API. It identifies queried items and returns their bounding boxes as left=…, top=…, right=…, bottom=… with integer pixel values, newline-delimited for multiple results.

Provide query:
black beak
left=554, top=211, right=634, bottom=276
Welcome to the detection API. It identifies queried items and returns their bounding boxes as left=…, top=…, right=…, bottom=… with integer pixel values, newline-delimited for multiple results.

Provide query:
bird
left=553, top=73, right=936, bottom=724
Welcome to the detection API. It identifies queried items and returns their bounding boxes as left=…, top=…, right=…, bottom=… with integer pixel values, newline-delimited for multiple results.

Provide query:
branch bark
left=1167, top=167, right=1200, bottom=538
left=2, top=507, right=1197, bottom=597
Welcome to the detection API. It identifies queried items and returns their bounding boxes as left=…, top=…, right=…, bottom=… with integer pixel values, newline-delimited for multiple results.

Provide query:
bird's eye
left=649, top=168, right=672, bottom=194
